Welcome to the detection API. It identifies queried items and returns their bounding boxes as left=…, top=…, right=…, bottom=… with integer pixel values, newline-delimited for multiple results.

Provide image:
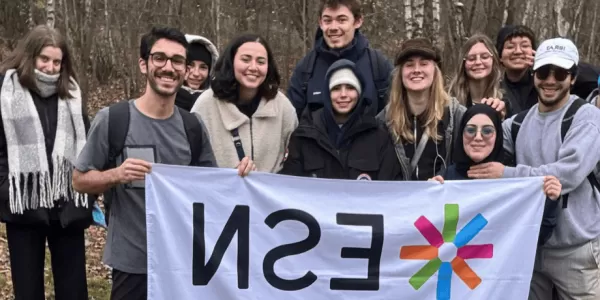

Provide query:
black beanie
left=188, top=43, right=213, bottom=70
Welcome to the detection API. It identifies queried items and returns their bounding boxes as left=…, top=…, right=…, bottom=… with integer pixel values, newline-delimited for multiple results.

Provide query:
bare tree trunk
left=28, top=0, right=36, bottom=29
left=104, top=0, right=115, bottom=66
left=432, top=0, right=440, bottom=45
left=213, top=0, right=221, bottom=48
left=570, top=0, right=584, bottom=41
left=46, top=0, right=56, bottom=28
left=301, top=0, right=307, bottom=53
left=167, top=0, right=174, bottom=25
left=503, top=0, right=509, bottom=24
left=413, top=0, right=424, bottom=37
left=404, top=0, right=413, bottom=39
left=466, top=0, right=477, bottom=35
left=587, top=0, right=599, bottom=61
left=453, top=2, right=466, bottom=43
left=523, top=0, right=533, bottom=25
left=554, top=0, right=568, bottom=37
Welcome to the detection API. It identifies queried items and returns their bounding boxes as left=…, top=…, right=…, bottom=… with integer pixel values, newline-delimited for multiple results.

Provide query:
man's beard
left=148, top=69, right=183, bottom=97
left=537, top=86, right=569, bottom=107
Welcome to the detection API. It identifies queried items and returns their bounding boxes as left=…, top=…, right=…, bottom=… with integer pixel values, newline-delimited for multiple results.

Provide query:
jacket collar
left=215, top=96, right=278, bottom=130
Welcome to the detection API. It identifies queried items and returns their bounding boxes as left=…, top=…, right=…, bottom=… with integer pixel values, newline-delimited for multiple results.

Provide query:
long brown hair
left=0, top=25, right=78, bottom=99
left=448, top=34, right=503, bottom=106
left=385, top=62, right=450, bottom=143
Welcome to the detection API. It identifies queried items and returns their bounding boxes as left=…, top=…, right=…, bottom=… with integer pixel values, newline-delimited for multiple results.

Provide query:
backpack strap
left=367, top=48, right=390, bottom=110
left=505, top=109, right=528, bottom=168
left=560, top=98, right=587, bottom=142
left=511, top=109, right=529, bottom=147
left=559, top=98, right=595, bottom=209
left=106, top=101, right=131, bottom=169
left=300, top=50, right=318, bottom=96
left=230, top=128, right=246, bottom=161
left=178, top=107, right=204, bottom=166
left=103, top=100, right=131, bottom=225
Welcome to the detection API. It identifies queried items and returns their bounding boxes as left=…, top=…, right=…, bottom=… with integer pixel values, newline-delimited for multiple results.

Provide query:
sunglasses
left=535, top=65, right=571, bottom=81
left=464, top=124, right=496, bottom=139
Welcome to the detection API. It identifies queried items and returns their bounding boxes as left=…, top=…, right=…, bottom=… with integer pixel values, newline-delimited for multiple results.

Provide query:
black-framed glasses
left=535, top=65, right=571, bottom=81
left=149, top=52, right=187, bottom=71
left=464, top=124, right=496, bottom=140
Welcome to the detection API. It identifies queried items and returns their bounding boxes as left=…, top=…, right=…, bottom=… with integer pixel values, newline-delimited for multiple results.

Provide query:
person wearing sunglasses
left=466, top=37, right=600, bottom=299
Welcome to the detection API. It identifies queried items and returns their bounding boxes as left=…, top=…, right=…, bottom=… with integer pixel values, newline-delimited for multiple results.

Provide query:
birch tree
left=413, top=0, right=424, bottom=37
left=555, top=0, right=569, bottom=37
left=46, top=0, right=56, bottom=28
left=404, top=0, right=413, bottom=39
left=432, top=0, right=440, bottom=45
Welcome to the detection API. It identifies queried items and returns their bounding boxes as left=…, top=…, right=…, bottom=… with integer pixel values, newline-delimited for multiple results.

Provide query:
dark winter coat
left=281, top=60, right=403, bottom=181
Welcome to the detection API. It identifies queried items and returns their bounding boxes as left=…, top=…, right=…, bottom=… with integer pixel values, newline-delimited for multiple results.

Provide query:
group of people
left=0, top=0, right=599, bottom=299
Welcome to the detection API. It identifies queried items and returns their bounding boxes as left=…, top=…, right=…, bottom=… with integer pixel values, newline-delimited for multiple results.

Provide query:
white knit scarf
left=0, top=69, right=88, bottom=214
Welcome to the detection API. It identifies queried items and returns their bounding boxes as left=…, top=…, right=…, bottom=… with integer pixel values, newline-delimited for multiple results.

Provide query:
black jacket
left=280, top=108, right=403, bottom=181
left=281, top=59, right=402, bottom=181
left=0, top=74, right=93, bottom=229
left=175, top=87, right=203, bottom=112
left=286, top=29, right=393, bottom=119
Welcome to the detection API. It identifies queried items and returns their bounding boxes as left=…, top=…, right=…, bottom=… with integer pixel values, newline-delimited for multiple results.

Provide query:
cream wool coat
left=191, top=88, right=298, bottom=173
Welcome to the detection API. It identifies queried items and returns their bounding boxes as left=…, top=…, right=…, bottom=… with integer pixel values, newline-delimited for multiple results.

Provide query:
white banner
left=146, top=164, right=545, bottom=300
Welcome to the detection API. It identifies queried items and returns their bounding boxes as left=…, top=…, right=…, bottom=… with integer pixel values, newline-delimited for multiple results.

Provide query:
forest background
left=0, top=0, right=599, bottom=298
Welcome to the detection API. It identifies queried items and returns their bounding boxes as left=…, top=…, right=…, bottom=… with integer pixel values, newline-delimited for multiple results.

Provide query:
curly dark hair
left=211, top=33, right=281, bottom=102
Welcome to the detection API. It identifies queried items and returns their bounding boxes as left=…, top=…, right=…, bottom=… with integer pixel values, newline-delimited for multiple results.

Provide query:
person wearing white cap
left=468, top=37, right=600, bottom=299
left=280, top=59, right=403, bottom=181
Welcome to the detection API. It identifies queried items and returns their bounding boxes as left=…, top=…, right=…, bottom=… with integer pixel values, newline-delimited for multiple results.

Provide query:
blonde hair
left=448, top=33, right=504, bottom=105
left=385, top=62, right=450, bottom=143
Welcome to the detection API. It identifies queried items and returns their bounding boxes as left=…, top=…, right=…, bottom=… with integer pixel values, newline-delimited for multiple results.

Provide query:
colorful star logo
left=400, top=204, right=493, bottom=299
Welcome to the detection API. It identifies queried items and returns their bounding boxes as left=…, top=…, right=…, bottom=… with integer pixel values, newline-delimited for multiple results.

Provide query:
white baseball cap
left=533, top=38, right=579, bottom=71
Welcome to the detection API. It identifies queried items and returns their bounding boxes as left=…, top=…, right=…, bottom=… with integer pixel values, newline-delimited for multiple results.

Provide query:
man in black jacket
left=281, top=59, right=402, bottom=181
left=286, top=0, right=393, bottom=119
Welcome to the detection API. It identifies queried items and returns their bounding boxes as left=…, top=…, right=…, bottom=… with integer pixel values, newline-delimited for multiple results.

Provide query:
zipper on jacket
left=250, top=119, right=255, bottom=160
left=413, top=116, right=418, bottom=179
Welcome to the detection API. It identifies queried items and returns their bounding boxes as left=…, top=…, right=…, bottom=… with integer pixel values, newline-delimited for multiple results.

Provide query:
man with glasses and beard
left=467, top=37, right=600, bottom=299
left=70, top=27, right=234, bottom=300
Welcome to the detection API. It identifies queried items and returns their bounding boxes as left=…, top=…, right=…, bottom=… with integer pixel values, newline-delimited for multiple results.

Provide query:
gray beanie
left=328, top=68, right=362, bottom=95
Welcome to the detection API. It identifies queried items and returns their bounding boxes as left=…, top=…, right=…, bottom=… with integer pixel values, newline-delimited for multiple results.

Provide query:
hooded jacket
left=376, top=98, right=466, bottom=181
left=281, top=60, right=403, bottom=181
left=287, top=28, right=393, bottom=119
left=175, top=34, right=220, bottom=111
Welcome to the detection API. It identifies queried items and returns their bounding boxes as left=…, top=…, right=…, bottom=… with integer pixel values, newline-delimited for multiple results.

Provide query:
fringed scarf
left=0, top=69, right=87, bottom=214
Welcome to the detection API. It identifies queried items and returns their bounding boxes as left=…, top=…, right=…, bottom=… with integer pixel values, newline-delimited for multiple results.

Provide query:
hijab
left=453, top=104, right=504, bottom=178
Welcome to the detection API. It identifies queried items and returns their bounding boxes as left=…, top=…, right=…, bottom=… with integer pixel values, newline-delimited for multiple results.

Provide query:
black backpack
left=102, top=100, right=205, bottom=224
left=510, top=98, right=600, bottom=245
left=300, top=48, right=390, bottom=112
